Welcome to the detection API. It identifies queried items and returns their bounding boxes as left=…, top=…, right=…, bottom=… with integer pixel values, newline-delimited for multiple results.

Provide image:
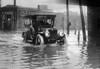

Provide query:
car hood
left=41, top=28, right=57, bottom=32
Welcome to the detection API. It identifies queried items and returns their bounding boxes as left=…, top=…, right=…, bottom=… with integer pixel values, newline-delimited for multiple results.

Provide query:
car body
left=22, top=14, right=66, bottom=45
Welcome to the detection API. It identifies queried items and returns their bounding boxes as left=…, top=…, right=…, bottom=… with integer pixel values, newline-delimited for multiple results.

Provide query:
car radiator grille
left=49, top=31, right=58, bottom=40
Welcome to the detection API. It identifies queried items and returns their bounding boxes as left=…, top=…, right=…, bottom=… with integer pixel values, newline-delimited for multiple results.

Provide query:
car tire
left=35, top=34, right=44, bottom=45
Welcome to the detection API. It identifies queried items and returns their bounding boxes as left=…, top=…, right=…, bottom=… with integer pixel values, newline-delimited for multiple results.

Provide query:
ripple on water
left=0, top=31, right=100, bottom=69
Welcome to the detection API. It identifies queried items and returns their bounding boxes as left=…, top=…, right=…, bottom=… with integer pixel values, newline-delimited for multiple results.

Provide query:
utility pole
left=62, top=17, right=64, bottom=31
left=66, top=0, right=70, bottom=35
left=66, top=0, right=69, bottom=23
left=78, top=0, right=86, bottom=41
left=14, top=0, right=16, bottom=30
left=14, top=0, right=16, bottom=6
left=0, top=0, right=1, bottom=7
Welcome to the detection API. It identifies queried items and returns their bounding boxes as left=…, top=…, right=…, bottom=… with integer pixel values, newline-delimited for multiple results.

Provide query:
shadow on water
left=86, top=40, right=100, bottom=69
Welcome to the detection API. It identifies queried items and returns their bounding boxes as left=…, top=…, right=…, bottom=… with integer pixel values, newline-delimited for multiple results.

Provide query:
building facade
left=0, top=5, right=65, bottom=31
left=0, top=5, right=39, bottom=30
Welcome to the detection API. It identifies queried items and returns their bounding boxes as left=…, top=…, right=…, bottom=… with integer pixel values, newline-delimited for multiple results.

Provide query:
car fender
left=35, top=34, right=45, bottom=44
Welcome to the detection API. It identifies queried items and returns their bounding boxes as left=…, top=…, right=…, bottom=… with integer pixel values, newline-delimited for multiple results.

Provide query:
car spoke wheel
left=36, top=34, right=44, bottom=45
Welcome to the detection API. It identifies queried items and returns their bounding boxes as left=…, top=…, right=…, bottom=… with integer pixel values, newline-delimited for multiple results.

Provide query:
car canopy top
left=23, top=14, right=56, bottom=19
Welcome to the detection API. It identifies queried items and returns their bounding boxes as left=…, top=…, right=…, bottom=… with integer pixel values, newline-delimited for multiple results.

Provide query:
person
left=46, top=19, right=52, bottom=27
left=29, top=19, right=35, bottom=39
left=24, top=19, right=31, bottom=29
left=47, top=19, right=51, bottom=24
left=77, top=30, right=80, bottom=42
left=74, top=27, right=77, bottom=35
left=23, top=19, right=31, bottom=42
left=67, top=22, right=71, bottom=35
left=7, top=18, right=11, bottom=29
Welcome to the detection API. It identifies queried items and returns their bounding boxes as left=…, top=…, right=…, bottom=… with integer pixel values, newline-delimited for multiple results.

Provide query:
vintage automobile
left=22, top=14, right=66, bottom=45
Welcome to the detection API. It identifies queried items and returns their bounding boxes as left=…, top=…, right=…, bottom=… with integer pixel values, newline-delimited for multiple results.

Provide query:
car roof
left=23, top=14, right=56, bottom=18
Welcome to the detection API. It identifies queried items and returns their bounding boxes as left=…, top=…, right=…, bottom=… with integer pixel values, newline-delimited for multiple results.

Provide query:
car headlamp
left=45, top=30, right=50, bottom=37
left=58, top=30, right=65, bottom=37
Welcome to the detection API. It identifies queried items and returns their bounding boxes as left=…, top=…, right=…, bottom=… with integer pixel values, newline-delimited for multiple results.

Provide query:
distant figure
left=77, top=30, right=80, bottom=42
left=74, top=27, right=77, bottom=35
left=74, top=30, right=76, bottom=35
left=28, top=19, right=35, bottom=39
left=67, top=22, right=71, bottom=35
left=47, top=19, right=51, bottom=24
left=7, top=18, right=11, bottom=30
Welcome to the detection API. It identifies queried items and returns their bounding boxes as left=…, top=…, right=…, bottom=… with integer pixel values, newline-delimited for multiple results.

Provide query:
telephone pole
left=14, top=0, right=16, bottom=6
left=66, top=0, right=70, bottom=35
left=66, top=0, right=69, bottom=24
left=0, top=0, right=1, bottom=7
left=79, top=0, right=86, bottom=41
left=14, top=0, right=16, bottom=30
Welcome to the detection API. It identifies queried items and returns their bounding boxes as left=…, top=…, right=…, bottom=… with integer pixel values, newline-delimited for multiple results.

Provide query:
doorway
left=2, top=15, right=12, bottom=30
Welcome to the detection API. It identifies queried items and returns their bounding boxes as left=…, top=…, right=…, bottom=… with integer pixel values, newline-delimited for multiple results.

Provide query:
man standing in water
left=78, top=30, right=80, bottom=42
left=67, top=22, right=71, bottom=35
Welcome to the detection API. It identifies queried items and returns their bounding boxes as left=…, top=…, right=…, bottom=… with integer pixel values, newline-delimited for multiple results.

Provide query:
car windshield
left=36, top=16, right=54, bottom=28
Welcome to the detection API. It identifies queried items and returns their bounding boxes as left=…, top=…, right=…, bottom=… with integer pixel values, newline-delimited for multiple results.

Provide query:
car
left=22, top=14, right=66, bottom=45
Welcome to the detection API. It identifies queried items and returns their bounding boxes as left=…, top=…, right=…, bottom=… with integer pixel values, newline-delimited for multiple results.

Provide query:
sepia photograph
left=0, top=0, right=100, bottom=69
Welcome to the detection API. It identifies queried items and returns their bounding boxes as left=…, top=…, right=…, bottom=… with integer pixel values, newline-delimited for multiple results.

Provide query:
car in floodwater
left=22, top=14, right=66, bottom=45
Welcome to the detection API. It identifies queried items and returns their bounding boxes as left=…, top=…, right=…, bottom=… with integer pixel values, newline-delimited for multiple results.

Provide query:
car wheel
left=35, top=34, right=44, bottom=45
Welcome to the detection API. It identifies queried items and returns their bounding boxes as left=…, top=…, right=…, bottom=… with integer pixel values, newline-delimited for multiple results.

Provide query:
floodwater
left=0, top=30, right=100, bottom=69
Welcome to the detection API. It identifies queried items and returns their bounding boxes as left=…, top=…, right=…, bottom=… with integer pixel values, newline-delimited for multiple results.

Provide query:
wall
left=54, top=13, right=65, bottom=31
left=17, top=8, right=38, bottom=30
left=88, top=6, right=100, bottom=40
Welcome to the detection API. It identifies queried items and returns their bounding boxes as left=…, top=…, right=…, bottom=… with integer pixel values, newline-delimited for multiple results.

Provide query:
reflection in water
left=23, top=45, right=65, bottom=69
left=87, top=41, right=100, bottom=69
left=0, top=31, right=100, bottom=69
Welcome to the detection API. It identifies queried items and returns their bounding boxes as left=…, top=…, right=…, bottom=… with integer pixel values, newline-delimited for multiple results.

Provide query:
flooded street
left=0, top=30, right=100, bottom=69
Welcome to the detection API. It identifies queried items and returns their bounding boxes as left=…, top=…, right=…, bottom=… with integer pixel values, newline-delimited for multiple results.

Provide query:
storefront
left=0, top=5, right=39, bottom=30
left=0, top=5, right=16, bottom=30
